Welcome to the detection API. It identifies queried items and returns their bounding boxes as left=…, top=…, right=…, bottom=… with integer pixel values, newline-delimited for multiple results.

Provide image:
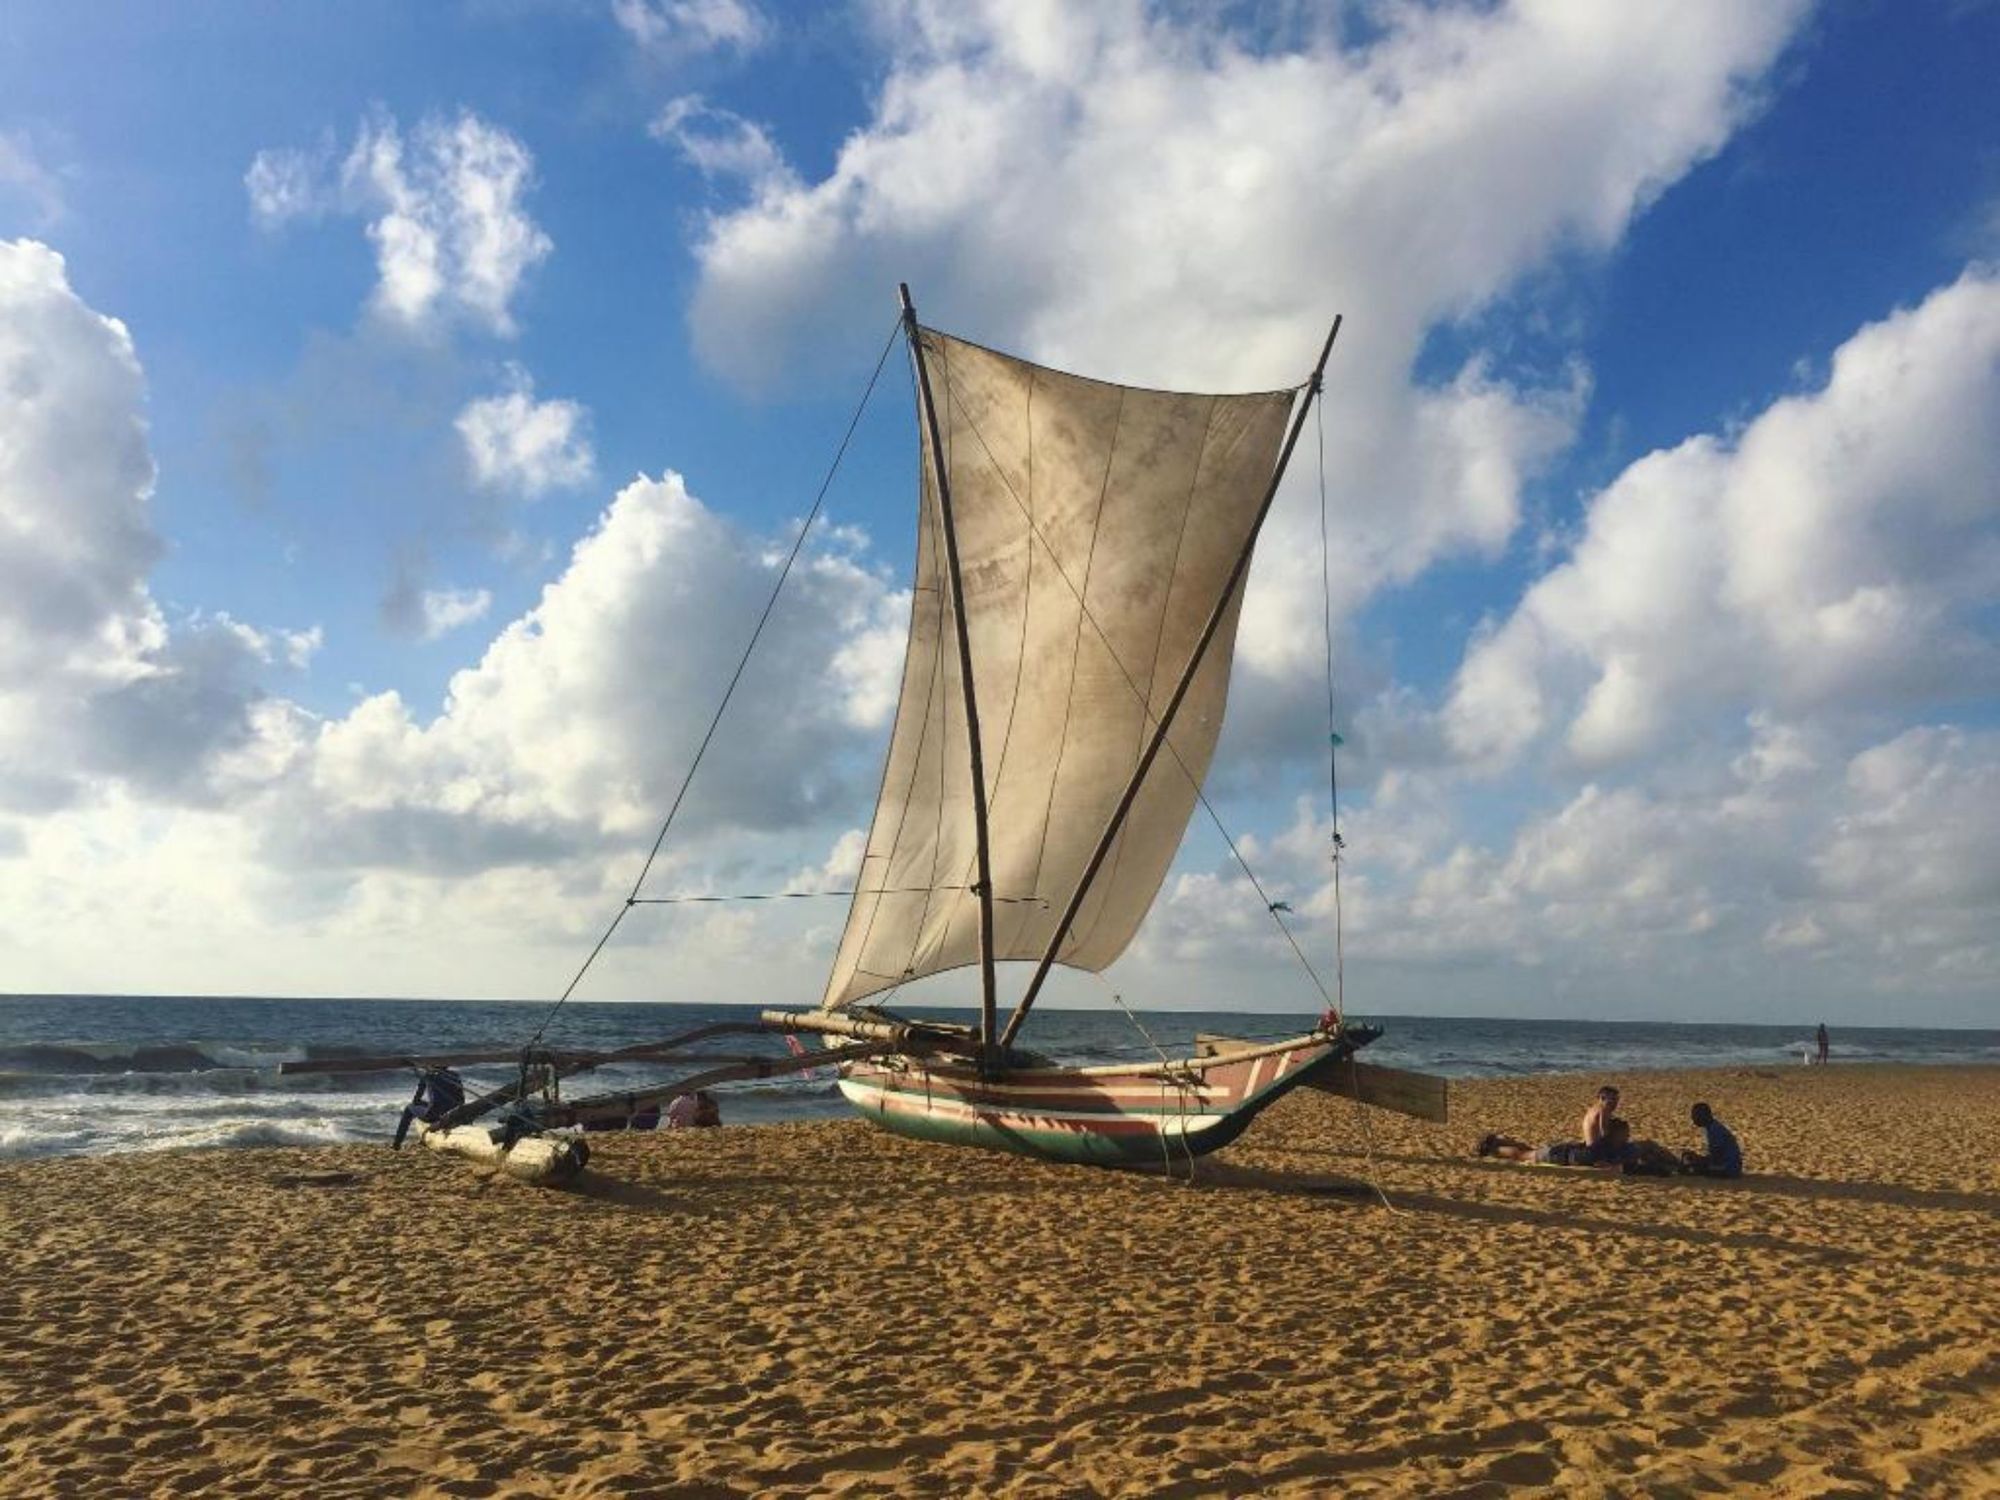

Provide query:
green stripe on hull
left=847, top=1091, right=1263, bottom=1166
left=862, top=1102, right=1216, bottom=1165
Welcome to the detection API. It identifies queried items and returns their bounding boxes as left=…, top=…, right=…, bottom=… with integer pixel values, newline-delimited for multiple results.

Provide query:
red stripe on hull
left=843, top=1046, right=1312, bottom=1116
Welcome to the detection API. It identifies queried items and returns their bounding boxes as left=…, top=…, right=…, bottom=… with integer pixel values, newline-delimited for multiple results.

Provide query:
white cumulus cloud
left=418, top=587, right=493, bottom=640
left=613, top=0, right=767, bottom=57
left=247, top=110, right=553, bottom=337
left=651, top=96, right=794, bottom=195
left=0, top=240, right=313, bottom=811
left=285, top=473, right=905, bottom=870
left=1135, top=266, right=2000, bottom=1022
left=0, top=235, right=918, bottom=994
left=0, top=132, right=67, bottom=229
left=674, top=0, right=1809, bottom=713
left=455, top=366, right=595, bottom=497
left=1444, top=268, right=2000, bottom=769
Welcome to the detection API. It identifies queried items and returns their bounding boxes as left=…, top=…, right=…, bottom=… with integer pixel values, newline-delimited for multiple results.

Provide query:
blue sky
left=1, top=1, right=1995, bottom=1025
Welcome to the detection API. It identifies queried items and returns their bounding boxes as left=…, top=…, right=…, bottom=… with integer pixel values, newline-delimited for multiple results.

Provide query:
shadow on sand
left=1274, top=1145, right=2000, bottom=1217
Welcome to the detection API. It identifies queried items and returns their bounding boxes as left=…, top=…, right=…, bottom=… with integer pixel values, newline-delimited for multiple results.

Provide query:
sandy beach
left=1, top=1063, right=1994, bottom=1498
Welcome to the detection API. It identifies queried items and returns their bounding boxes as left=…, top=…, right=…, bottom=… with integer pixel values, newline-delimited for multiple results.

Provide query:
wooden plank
left=1195, top=1034, right=1448, bottom=1123
left=1315, top=1061, right=1448, bottom=1123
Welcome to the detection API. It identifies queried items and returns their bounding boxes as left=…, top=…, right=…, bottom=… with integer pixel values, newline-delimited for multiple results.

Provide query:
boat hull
left=837, top=1029, right=1369, bottom=1168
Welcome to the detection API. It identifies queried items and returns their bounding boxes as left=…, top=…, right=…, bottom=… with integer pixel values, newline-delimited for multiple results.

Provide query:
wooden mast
left=901, top=284, right=1001, bottom=1075
left=1000, top=317, right=1344, bottom=1050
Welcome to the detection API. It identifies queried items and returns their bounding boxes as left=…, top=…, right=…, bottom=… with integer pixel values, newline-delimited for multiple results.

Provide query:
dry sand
left=1, top=1063, right=1995, bottom=1498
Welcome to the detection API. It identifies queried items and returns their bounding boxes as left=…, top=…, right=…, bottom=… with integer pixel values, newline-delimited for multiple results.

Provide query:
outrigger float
left=285, top=288, right=1446, bottom=1185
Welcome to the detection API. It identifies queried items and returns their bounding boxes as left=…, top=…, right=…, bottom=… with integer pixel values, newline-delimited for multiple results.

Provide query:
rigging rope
left=1315, top=397, right=1394, bottom=1213
left=529, top=314, right=906, bottom=1046
left=1091, top=972, right=1197, bottom=1181
left=1317, top=393, right=1347, bottom=1027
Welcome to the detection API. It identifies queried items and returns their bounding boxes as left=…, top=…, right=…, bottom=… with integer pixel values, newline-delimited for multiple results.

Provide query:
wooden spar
left=1073, top=1024, right=1374, bottom=1078
left=280, top=1048, right=535, bottom=1076
left=553, top=1040, right=891, bottom=1117
left=1000, top=317, right=1345, bottom=1050
left=431, top=1039, right=665, bottom=1130
left=277, top=1021, right=783, bottom=1077
left=434, top=1027, right=896, bottom=1133
left=768, top=1009, right=1369, bottom=1078
left=759, top=1007, right=979, bottom=1053
left=900, top=283, right=999, bottom=1076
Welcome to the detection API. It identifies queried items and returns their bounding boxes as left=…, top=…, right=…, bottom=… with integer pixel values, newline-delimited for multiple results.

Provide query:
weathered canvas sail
left=822, top=329, right=1295, bottom=1012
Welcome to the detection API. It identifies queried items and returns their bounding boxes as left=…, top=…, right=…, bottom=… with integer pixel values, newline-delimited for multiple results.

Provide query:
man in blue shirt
left=1684, top=1102, right=1743, bottom=1178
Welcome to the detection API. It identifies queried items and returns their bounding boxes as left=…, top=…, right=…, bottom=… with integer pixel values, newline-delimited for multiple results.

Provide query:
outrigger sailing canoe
left=286, top=287, right=1433, bottom=1183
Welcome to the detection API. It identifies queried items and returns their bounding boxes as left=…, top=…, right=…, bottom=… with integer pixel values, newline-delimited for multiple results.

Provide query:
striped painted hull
left=837, top=1030, right=1367, bottom=1168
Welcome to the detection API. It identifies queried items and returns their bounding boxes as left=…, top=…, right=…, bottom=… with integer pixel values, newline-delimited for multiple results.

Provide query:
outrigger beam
left=277, top=1022, right=785, bottom=1078
left=552, top=1040, right=893, bottom=1123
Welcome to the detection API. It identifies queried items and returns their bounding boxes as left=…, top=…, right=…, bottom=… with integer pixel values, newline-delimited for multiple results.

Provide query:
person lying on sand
left=1476, top=1084, right=1628, bottom=1165
left=1680, top=1102, right=1743, bottom=1178
left=1478, top=1131, right=1582, bottom=1165
left=1477, top=1120, right=1678, bottom=1175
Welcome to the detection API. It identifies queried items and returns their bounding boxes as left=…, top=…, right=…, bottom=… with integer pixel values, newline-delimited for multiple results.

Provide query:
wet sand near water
left=1, top=1063, right=1995, bottom=1497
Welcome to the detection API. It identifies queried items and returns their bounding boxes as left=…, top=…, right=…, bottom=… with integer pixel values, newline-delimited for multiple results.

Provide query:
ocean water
left=0, top=994, right=1993, bottom=1162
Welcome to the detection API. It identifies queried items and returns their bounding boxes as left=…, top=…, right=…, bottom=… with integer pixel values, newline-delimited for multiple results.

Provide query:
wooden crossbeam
left=1195, top=1033, right=1448, bottom=1123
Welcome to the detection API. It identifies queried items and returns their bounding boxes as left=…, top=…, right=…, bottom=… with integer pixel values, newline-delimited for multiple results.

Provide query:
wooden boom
left=278, top=1021, right=782, bottom=1077
left=549, top=1041, right=891, bottom=1126
left=759, top=1008, right=982, bottom=1054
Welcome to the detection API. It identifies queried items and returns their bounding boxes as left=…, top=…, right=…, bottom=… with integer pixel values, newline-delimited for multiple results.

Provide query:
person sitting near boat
left=665, top=1089, right=722, bottom=1129
left=392, top=1066, right=465, bottom=1149
left=1680, top=1102, right=1743, bottom=1178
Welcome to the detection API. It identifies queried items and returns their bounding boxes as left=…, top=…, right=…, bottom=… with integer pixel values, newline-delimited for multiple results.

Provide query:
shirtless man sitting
left=1580, top=1085, right=1620, bottom=1157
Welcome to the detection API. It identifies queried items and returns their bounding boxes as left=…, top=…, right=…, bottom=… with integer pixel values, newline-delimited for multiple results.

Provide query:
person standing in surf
left=1816, top=1023, right=1830, bottom=1066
